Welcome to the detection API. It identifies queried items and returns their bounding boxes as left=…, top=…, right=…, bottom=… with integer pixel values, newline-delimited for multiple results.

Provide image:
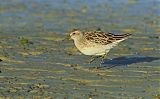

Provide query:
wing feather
left=84, top=31, right=131, bottom=45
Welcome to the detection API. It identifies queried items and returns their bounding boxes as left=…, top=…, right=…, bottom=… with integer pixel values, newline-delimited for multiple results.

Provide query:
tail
left=111, top=33, right=132, bottom=40
left=106, top=32, right=132, bottom=45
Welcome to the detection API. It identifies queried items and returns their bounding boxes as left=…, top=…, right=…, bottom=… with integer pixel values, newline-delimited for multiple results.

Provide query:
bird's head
left=70, top=29, right=83, bottom=40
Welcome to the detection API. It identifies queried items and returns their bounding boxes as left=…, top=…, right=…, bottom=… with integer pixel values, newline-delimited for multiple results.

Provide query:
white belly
left=79, top=45, right=110, bottom=55
left=77, top=45, right=112, bottom=55
left=74, top=39, right=125, bottom=56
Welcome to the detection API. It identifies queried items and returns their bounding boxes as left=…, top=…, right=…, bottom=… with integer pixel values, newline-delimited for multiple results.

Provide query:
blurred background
left=0, top=0, right=160, bottom=99
left=0, top=0, right=159, bottom=35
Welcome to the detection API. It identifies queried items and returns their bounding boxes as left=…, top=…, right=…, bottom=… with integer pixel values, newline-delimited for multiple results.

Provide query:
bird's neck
left=74, top=37, right=86, bottom=48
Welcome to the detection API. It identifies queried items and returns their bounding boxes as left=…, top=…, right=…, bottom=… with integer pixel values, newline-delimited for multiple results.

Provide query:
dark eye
left=73, top=33, right=76, bottom=35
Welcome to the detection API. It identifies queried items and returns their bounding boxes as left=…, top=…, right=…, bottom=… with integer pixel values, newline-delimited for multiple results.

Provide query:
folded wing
left=85, top=31, right=131, bottom=45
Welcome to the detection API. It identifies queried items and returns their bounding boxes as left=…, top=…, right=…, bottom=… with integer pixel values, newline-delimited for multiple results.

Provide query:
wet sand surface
left=0, top=0, right=160, bottom=99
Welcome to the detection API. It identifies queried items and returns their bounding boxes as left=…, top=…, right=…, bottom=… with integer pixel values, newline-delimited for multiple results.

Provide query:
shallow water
left=0, top=0, right=160, bottom=99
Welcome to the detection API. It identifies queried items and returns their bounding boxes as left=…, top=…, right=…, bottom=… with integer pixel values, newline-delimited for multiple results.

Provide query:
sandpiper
left=70, top=28, right=131, bottom=63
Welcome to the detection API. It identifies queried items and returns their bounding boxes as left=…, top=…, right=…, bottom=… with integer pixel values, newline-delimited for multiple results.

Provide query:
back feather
left=84, top=31, right=131, bottom=45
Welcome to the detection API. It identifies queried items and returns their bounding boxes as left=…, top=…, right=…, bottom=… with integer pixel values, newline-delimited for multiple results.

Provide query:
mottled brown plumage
left=84, top=31, right=131, bottom=45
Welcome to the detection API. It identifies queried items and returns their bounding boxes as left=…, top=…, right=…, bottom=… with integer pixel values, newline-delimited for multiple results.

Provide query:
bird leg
left=87, top=56, right=100, bottom=64
left=88, top=54, right=107, bottom=69
left=100, top=54, right=107, bottom=64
